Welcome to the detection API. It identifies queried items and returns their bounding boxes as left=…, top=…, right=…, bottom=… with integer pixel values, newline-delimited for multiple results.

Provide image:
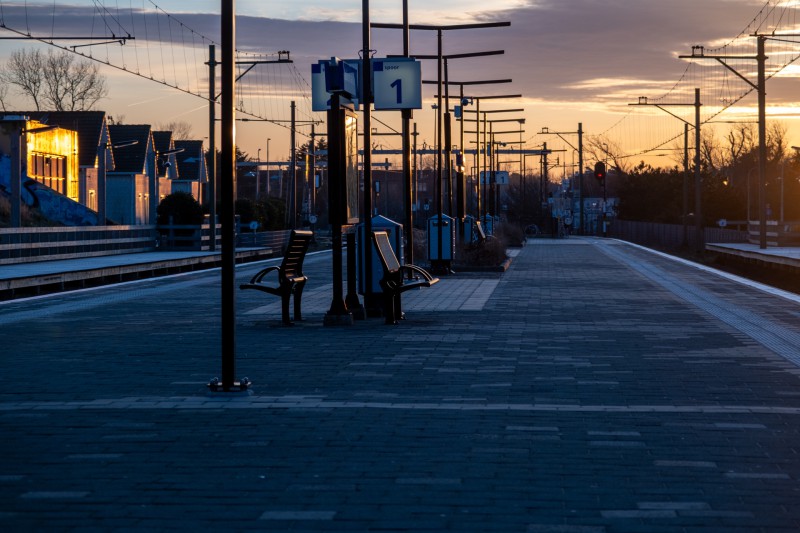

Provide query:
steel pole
left=362, top=0, right=375, bottom=307
left=577, top=122, right=584, bottom=235
left=683, top=122, right=689, bottom=248
left=757, top=36, right=767, bottom=249
left=290, top=100, right=297, bottom=229
left=402, top=0, right=414, bottom=271
left=207, top=44, right=217, bottom=251
left=214, top=0, right=243, bottom=392
left=694, top=88, right=703, bottom=253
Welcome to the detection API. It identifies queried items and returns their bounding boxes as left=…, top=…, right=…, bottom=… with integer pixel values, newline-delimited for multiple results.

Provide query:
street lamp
left=373, top=19, right=511, bottom=274
left=463, top=110, right=524, bottom=222
left=538, top=124, right=584, bottom=233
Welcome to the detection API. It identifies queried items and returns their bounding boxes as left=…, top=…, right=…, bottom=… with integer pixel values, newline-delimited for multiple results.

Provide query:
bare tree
left=157, top=120, right=194, bottom=140
left=0, top=83, right=8, bottom=112
left=584, top=136, right=630, bottom=174
left=43, top=50, right=108, bottom=110
left=0, top=48, right=108, bottom=111
left=0, top=48, right=45, bottom=110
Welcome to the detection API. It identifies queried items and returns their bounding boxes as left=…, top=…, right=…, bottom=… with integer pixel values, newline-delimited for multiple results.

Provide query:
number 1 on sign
left=390, top=79, right=402, bottom=104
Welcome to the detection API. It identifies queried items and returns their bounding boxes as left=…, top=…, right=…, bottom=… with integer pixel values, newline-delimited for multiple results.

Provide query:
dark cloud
left=0, top=1, right=780, bottom=105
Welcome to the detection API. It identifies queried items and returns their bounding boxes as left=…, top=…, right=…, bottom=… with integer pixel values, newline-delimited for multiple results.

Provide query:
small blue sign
left=312, top=59, right=361, bottom=111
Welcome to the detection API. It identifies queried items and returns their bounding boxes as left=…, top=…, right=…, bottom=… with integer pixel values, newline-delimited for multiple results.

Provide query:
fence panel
left=609, top=220, right=748, bottom=250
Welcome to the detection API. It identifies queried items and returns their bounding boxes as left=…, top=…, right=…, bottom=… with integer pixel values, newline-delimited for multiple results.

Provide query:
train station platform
left=1, top=237, right=799, bottom=531
left=708, top=241, right=800, bottom=270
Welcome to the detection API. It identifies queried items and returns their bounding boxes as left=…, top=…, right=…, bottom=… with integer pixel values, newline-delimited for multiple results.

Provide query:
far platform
left=707, top=242, right=800, bottom=270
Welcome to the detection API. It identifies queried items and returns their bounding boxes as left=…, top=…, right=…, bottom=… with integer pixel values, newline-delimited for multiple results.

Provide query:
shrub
left=157, top=192, right=204, bottom=226
left=495, top=222, right=525, bottom=247
left=456, top=235, right=508, bottom=267
left=232, top=198, right=286, bottom=231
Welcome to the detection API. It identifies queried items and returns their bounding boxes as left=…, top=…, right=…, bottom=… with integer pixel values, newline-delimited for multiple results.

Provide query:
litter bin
left=428, top=214, right=455, bottom=263
left=357, top=215, right=403, bottom=295
left=462, top=215, right=486, bottom=245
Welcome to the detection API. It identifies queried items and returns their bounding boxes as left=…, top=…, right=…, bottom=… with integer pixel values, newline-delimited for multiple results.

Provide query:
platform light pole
left=538, top=125, right=584, bottom=234
left=208, top=0, right=249, bottom=393
left=371, top=20, right=510, bottom=273
left=462, top=107, right=523, bottom=221
left=421, top=54, right=507, bottom=217
left=426, top=78, right=513, bottom=220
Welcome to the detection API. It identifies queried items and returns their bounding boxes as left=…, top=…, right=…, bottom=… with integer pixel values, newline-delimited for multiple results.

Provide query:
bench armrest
left=248, top=266, right=280, bottom=284
left=399, top=264, right=439, bottom=284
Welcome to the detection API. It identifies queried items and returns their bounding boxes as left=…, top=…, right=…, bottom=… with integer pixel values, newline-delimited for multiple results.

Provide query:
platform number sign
left=373, top=58, right=422, bottom=110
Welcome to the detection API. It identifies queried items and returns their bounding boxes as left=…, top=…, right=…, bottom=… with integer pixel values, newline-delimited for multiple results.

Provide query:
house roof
left=151, top=131, right=173, bottom=154
left=107, top=124, right=152, bottom=174
left=6, top=111, right=107, bottom=167
left=174, top=140, right=207, bottom=182
left=152, top=131, right=177, bottom=177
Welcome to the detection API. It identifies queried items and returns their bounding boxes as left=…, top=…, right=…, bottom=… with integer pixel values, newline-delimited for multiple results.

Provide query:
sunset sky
left=1, top=1, right=798, bottom=172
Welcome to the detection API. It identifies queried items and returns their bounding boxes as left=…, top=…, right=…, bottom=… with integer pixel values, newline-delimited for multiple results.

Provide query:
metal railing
left=609, top=220, right=748, bottom=250
left=0, top=225, right=157, bottom=264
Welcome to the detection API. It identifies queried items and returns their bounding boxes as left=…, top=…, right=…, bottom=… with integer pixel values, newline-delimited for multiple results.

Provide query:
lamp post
left=422, top=62, right=509, bottom=219
left=458, top=96, right=520, bottom=218
left=463, top=110, right=524, bottom=223
left=538, top=124, right=584, bottom=234
left=372, top=20, right=511, bottom=274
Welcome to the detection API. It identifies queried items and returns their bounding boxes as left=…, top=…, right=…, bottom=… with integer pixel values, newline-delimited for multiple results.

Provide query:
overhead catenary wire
left=0, top=0, right=317, bottom=135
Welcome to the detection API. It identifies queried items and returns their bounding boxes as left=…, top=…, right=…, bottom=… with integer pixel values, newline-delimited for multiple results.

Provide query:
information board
left=313, top=57, right=420, bottom=111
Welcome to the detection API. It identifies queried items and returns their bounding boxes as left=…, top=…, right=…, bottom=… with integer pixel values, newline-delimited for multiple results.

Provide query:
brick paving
left=1, top=237, right=800, bottom=532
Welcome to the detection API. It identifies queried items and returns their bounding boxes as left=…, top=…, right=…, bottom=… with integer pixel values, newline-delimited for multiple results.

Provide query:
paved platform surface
left=2, top=237, right=800, bottom=532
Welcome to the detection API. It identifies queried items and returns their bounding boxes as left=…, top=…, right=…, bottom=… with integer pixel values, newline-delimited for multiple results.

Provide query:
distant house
left=173, top=139, right=207, bottom=204
left=16, top=111, right=109, bottom=212
left=0, top=113, right=80, bottom=200
left=0, top=114, right=101, bottom=226
left=107, top=124, right=154, bottom=225
left=152, top=131, right=180, bottom=203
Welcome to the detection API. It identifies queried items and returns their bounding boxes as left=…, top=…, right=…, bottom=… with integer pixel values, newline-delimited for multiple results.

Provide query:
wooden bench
left=372, top=230, right=439, bottom=325
left=240, top=229, right=313, bottom=325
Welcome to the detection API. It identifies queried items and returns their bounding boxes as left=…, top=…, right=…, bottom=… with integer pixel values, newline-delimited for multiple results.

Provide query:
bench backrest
left=281, top=230, right=313, bottom=279
left=372, top=230, right=401, bottom=274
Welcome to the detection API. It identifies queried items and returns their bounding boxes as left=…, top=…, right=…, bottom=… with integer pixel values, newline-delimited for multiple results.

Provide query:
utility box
left=427, top=214, right=455, bottom=261
left=357, top=215, right=403, bottom=294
